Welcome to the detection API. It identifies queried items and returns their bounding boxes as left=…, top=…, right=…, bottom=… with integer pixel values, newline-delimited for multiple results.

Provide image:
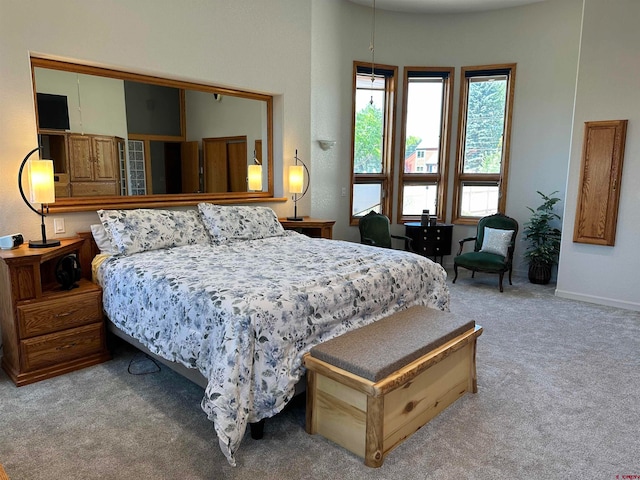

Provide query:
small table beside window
left=405, top=222, right=453, bottom=264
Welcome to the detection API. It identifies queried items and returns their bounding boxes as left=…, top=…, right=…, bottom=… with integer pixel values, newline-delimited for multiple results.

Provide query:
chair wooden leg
left=453, top=264, right=458, bottom=284
left=509, top=267, right=513, bottom=285
left=471, top=270, right=475, bottom=278
left=498, top=273, right=504, bottom=292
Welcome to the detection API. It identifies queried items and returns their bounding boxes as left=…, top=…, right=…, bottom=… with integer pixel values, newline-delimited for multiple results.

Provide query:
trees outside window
left=453, top=64, right=516, bottom=224
left=349, top=62, right=515, bottom=228
left=350, top=62, right=397, bottom=224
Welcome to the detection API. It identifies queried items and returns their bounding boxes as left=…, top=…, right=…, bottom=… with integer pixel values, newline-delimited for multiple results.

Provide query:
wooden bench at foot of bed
left=303, top=305, right=482, bottom=468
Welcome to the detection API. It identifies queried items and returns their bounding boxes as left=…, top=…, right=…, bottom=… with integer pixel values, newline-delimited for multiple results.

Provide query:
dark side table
left=404, top=222, right=453, bottom=264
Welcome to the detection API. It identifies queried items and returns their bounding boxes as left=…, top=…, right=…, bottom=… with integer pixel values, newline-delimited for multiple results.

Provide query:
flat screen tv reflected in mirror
left=37, top=93, right=70, bottom=130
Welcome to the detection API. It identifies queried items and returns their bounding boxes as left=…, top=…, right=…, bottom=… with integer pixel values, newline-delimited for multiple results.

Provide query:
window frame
left=452, top=63, right=516, bottom=225
left=349, top=61, right=398, bottom=226
left=397, top=67, right=454, bottom=224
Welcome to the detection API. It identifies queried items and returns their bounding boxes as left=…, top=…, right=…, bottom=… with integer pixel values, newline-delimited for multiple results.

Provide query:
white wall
left=34, top=69, right=128, bottom=139
left=186, top=92, right=264, bottom=172
left=310, top=0, right=350, bottom=224
left=311, top=0, right=582, bottom=280
left=556, top=0, right=640, bottom=311
left=0, top=0, right=312, bottom=241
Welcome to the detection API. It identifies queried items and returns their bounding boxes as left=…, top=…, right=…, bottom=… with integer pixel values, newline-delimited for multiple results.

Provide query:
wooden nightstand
left=279, top=217, right=335, bottom=239
left=0, top=238, right=110, bottom=386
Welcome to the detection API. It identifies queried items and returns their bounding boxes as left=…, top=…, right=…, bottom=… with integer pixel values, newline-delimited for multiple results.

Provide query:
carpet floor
left=0, top=271, right=638, bottom=479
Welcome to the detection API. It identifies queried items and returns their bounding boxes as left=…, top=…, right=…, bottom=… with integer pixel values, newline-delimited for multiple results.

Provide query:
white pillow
left=90, top=223, right=118, bottom=255
left=479, top=227, right=514, bottom=257
left=197, top=203, right=285, bottom=244
left=97, top=208, right=211, bottom=255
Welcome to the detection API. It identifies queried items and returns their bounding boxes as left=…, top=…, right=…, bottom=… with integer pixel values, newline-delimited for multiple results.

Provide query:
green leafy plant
left=523, top=191, right=562, bottom=265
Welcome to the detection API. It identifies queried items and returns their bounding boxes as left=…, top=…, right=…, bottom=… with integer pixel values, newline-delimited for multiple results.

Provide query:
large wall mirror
left=31, top=57, right=275, bottom=213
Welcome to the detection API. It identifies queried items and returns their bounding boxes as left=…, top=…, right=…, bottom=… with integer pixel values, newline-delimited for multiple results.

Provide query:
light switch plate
left=53, top=218, right=65, bottom=234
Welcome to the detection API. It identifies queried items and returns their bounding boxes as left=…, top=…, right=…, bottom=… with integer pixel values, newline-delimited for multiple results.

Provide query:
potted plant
left=522, top=191, right=562, bottom=284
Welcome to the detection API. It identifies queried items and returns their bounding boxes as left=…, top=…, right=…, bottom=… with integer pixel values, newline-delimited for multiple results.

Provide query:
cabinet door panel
left=68, top=135, right=93, bottom=181
left=573, top=120, right=627, bottom=246
left=92, top=136, right=118, bottom=181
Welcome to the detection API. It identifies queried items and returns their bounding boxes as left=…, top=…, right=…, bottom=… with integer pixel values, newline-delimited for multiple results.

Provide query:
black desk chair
left=358, top=211, right=414, bottom=251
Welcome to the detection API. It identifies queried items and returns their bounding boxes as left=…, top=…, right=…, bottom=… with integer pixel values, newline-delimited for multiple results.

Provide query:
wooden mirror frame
left=31, top=57, right=280, bottom=213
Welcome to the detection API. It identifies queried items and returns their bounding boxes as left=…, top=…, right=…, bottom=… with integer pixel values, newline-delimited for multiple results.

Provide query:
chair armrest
left=391, top=234, right=414, bottom=252
left=457, top=236, right=477, bottom=256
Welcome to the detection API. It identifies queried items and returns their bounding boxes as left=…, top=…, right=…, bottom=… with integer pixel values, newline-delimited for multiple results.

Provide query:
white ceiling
left=346, top=0, right=547, bottom=14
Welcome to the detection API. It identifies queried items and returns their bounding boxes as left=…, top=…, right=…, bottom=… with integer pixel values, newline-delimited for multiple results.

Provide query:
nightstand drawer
left=21, top=323, right=105, bottom=372
left=18, top=290, right=102, bottom=339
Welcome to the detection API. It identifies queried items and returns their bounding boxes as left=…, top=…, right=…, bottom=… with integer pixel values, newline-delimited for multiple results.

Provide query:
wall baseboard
left=555, top=289, right=640, bottom=312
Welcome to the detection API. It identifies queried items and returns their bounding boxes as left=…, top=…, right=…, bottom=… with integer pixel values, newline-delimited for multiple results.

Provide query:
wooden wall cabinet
left=68, top=134, right=122, bottom=197
left=0, top=238, right=110, bottom=386
left=573, top=120, right=628, bottom=246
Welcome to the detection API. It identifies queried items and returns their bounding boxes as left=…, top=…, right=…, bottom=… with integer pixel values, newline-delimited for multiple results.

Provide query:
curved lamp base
left=29, top=239, right=61, bottom=249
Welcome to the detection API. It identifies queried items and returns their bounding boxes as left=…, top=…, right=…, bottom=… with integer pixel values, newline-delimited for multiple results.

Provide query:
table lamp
left=18, top=147, right=60, bottom=248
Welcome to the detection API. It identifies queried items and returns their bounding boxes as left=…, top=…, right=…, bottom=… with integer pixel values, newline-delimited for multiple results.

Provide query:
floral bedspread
left=95, top=232, right=450, bottom=465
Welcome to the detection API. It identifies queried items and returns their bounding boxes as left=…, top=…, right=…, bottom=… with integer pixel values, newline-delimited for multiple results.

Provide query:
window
left=453, top=64, right=516, bottom=224
left=350, top=62, right=397, bottom=224
left=398, top=67, right=454, bottom=223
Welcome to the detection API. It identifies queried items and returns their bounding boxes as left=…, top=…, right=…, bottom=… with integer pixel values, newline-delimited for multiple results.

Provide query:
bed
left=90, top=204, right=450, bottom=466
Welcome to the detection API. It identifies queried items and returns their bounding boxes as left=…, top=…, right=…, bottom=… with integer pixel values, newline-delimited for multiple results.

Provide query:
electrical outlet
left=341, top=187, right=347, bottom=197
left=53, top=218, right=65, bottom=234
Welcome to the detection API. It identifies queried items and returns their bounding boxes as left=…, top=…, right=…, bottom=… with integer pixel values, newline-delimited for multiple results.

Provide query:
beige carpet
left=0, top=272, right=638, bottom=479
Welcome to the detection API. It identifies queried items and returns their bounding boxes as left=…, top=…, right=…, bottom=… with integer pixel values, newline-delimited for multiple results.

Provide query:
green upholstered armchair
left=359, top=211, right=414, bottom=251
left=452, top=213, right=519, bottom=292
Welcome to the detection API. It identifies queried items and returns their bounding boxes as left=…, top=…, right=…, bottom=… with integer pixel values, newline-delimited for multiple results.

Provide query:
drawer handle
left=436, top=236, right=441, bottom=240
left=56, top=342, right=77, bottom=351
left=422, top=247, right=427, bottom=251
left=54, top=312, right=73, bottom=318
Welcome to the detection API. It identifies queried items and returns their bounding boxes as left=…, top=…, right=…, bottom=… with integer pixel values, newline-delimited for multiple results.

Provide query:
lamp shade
left=248, top=164, right=262, bottom=191
left=289, top=165, right=304, bottom=194
left=29, top=159, right=56, bottom=204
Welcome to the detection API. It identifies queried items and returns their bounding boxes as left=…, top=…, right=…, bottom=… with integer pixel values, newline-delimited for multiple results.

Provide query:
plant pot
left=528, top=261, right=552, bottom=284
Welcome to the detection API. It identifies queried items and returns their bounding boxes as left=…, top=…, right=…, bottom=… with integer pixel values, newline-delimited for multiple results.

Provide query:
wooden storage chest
left=304, top=306, right=482, bottom=467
